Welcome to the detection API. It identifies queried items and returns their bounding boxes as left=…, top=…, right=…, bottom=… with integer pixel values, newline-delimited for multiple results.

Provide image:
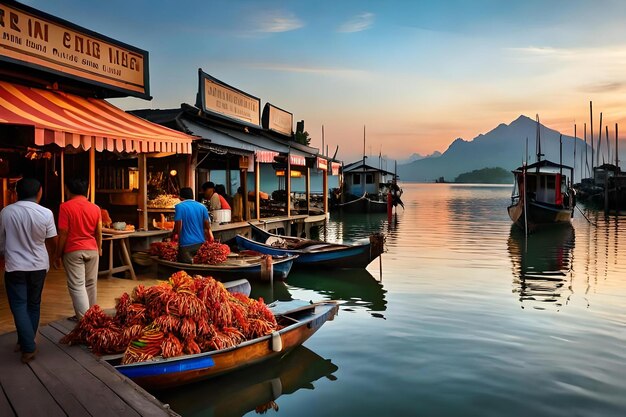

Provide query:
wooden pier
left=0, top=319, right=179, bottom=417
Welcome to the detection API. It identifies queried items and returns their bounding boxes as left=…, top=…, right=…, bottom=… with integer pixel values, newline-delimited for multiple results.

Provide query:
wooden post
left=323, top=166, right=329, bottom=215
left=255, top=160, right=261, bottom=220
left=2, top=178, right=7, bottom=208
left=241, top=168, right=249, bottom=221
left=89, top=146, right=96, bottom=203
left=286, top=155, right=291, bottom=218
left=60, top=150, right=65, bottom=202
left=138, top=154, right=148, bottom=230
left=226, top=158, right=232, bottom=195
left=305, top=167, right=310, bottom=215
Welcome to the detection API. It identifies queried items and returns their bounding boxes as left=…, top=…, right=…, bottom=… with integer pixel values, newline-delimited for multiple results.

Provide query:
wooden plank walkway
left=0, top=320, right=179, bottom=417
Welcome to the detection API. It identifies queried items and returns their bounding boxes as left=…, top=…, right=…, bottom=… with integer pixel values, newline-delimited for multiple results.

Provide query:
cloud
left=580, top=81, right=625, bottom=93
left=252, top=10, right=304, bottom=33
left=247, top=62, right=370, bottom=78
left=337, top=12, right=375, bottom=33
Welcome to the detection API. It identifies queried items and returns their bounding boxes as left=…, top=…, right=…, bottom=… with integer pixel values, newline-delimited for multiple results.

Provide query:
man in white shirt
left=0, top=178, right=57, bottom=363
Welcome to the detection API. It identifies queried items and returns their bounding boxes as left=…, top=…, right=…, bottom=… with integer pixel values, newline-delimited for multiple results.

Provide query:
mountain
left=398, top=151, right=442, bottom=165
left=398, top=115, right=602, bottom=182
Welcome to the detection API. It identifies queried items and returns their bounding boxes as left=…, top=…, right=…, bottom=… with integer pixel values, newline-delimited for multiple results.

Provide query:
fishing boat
left=109, top=300, right=338, bottom=390
left=507, top=115, right=575, bottom=230
left=332, top=127, right=403, bottom=213
left=235, top=223, right=385, bottom=269
left=151, top=253, right=298, bottom=281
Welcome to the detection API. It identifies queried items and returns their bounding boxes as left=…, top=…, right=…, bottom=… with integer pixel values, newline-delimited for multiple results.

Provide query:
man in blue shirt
left=173, top=188, right=213, bottom=263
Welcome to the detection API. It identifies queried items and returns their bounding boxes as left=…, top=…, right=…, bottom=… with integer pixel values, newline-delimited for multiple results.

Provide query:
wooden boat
left=507, top=160, right=575, bottom=230
left=507, top=115, right=574, bottom=230
left=235, top=223, right=385, bottom=269
left=110, top=300, right=339, bottom=390
left=151, top=253, right=298, bottom=281
left=158, top=345, right=337, bottom=415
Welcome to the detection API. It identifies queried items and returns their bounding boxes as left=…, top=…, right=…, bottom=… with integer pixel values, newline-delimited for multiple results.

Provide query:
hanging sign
left=262, top=103, right=293, bottom=137
left=0, top=1, right=149, bottom=98
left=197, top=69, right=261, bottom=127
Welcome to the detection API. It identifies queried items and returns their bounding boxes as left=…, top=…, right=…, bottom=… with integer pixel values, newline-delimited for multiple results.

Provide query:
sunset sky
left=32, top=0, right=626, bottom=162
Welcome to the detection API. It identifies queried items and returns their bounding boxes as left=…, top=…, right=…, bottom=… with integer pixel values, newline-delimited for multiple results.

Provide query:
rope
left=575, top=205, right=597, bottom=227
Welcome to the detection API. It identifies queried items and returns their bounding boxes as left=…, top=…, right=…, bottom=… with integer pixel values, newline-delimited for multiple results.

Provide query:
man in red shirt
left=55, top=178, right=102, bottom=319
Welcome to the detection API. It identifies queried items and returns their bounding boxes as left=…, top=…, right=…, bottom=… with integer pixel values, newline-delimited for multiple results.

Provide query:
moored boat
left=109, top=300, right=338, bottom=390
left=151, top=253, right=298, bottom=281
left=235, top=223, right=385, bottom=269
left=507, top=160, right=575, bottom=230
left=507, top=115, right=575, bottom=231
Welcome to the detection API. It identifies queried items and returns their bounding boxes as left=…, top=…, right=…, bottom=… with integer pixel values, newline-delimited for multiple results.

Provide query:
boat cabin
left=342, top=161, right=396, bottom=197
left=511, top=160, right=573, bottom=207
left=593, top=163, right=621, bottom=188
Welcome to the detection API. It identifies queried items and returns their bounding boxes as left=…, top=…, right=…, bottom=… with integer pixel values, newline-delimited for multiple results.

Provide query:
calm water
left=159, top=183, right=626, bottom=417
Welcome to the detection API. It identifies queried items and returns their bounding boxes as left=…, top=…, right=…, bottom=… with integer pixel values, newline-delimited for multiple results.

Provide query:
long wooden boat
left=235, top=223, right=385, bottom=269
left=507, top=160, right=574, bottom=230
left=159, top=345, right=337, bottom=416
left=151, top=253, right=298, bottom=281
left=110, top=300, right=338, bottom=390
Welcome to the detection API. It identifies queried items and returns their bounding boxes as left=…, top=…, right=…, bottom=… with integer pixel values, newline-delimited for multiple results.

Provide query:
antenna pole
left=590, top=101, right=594, bottom=172
left=574, top=124, right=577, bottom=184
left=597, top=112, right=603, bottom=167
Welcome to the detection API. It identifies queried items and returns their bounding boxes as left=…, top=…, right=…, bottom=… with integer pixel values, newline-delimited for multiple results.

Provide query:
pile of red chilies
left=193, top=241, right=230, bottom=264
left=60, top=271, right=278, bottom=364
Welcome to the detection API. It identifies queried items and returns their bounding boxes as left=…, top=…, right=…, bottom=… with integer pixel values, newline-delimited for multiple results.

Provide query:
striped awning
left=0, top=81, right=195, bottom=154
left=289, top=154, right=306, bottom=166
left=255, top=150, right=279, bottom=163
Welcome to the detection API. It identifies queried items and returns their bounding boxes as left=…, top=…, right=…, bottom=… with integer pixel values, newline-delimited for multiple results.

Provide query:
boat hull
left=152, top=254, right=297, bottom=281
left=114, top=302, right=338, bottom=390
left=507, top=200, right=572, bottom=230
left=335, top=194, right=388, bottom=213
left=237, top=235, right=374, bottom=268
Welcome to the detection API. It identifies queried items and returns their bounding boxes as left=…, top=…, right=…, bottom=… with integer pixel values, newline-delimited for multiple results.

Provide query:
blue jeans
left=4, top=270, right=47, bottom=353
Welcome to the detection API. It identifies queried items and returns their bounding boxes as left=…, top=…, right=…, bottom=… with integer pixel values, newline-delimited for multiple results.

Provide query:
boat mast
left=615, top=123, right=619, bottom=172
left=573, top=124, right=577, bottom=184
left=363, top=125, right=366, bottom=195
left=560, top=134, right=563, bottom=178
left=536, top=114, right=542, bottom=163
left=597, top=112, right=603, bottom=167
left=580, top=123, right=589, bottom=177
left=605, top=125, right=609, bottom=166
left=590, top=101, right=594, bottom=174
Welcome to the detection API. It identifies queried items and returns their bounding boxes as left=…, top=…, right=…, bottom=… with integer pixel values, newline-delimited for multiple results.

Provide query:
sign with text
left=197, top=69, right=260, bottom=127
left=0, top=2, right=149, bottom=98
left=262, top=103, right=293, bottom=137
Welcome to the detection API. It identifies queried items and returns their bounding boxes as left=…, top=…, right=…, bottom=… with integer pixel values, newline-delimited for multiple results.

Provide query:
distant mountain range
left=398, top=151, right=442, bottom=165
left=398, top=115, right=624, bottom=183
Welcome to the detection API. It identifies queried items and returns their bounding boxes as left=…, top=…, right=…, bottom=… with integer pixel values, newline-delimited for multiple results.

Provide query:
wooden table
left=99, top=234, right=136, bottom=280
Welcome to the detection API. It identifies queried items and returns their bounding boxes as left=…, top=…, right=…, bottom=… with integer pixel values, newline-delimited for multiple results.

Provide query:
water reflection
left=249, top=280, right=293, bottom=303
left=158, top=346, right=338, bottom=417
left=508, top=225, right=575, bottom=310
left=287, top=269, right=387, bottom=318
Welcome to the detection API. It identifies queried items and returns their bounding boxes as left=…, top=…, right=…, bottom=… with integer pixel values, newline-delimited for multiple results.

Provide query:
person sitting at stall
left=215, top=184, right=233, bottom=209
left=174, top=187, right=213, bottom=264
left=201, top=182, right=231, bottom=220
left=201, top=182, right=221, bottom=212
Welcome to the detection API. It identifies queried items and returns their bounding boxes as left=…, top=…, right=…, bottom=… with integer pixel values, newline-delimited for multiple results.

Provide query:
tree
left=294, top=130, right=311, bottom=146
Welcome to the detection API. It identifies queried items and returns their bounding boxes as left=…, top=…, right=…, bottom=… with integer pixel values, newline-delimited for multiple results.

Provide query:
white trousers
left=63, top=250, right=99, bottom=318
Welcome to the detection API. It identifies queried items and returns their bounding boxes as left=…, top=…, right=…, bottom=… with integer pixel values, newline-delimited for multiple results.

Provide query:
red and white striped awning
left=255, top=150, right=279, bottom=163
left=317, top=157, right=328, bottom=171
left=331, top=162, right=341, bottom=175
left=289, top=154, right=306, bottom=166
left=0, top=81, right=196, bottom=153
